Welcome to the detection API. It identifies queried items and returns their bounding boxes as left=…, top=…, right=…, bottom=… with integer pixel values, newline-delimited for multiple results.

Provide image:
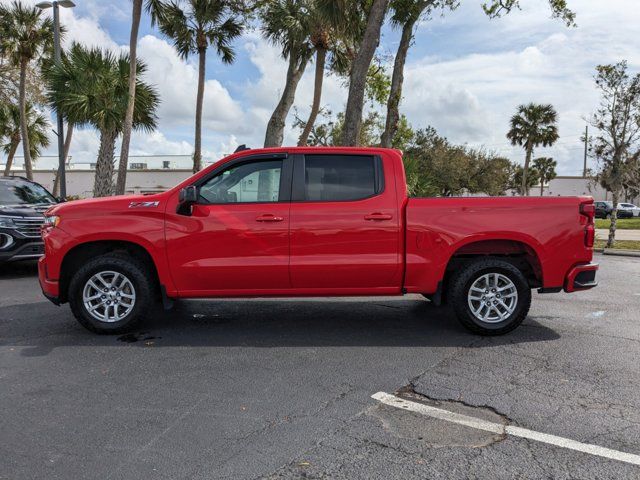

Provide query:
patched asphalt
left=1, top=255, right=639, bottom=479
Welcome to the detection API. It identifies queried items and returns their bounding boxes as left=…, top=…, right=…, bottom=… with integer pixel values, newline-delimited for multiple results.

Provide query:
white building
left=2, top=155, right=213, bottom=197
left=545, top=176, right=638, bottom=203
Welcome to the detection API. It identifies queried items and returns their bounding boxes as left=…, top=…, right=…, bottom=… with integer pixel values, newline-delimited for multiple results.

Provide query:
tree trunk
left=116, top=0, right=142, bottom=195
left=93, top=128, right=117, bottom=198
left=540, top=179, right=544, bottom=196
left=264, top=54, right=307, bottom=148
left=298, top=48, right=327, bottom=146
left=381, top=14, right=417, bottom=148
left=3, top=133, right=20, bottom=176
left=521, top=144, right=532, bottom=196
left=53, top=123, right=73, bottom=197
left=607, top=189, right=619, bottom=248
left=341, top=0, right=390, bottom=146
left=19, top=59, right=33, bottom=180
left=193, top=47, right=206, bottom=173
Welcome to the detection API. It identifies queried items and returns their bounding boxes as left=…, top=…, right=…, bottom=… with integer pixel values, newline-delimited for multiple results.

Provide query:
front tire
left=449, top=258, right=531, bottom=336
left=68, top=254, right=155, bottom=334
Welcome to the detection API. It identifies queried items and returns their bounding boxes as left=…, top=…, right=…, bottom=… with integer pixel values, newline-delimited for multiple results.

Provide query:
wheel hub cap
left=83, top=271, right=136, bottom=323
left=467, top=273, right=518, bottom=324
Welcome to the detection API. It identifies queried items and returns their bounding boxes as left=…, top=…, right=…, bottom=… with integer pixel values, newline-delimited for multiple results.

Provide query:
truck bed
left=404, top=196, right=594, bottom=293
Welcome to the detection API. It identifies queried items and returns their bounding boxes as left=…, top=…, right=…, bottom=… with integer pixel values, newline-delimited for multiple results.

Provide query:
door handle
left=364, top=213, right=393, bottom=221
left=255, top=214, right=284, bottom=222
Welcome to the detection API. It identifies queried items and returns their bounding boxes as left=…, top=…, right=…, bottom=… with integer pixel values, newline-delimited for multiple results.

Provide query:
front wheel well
left=59, top=241, right=160, bottom=303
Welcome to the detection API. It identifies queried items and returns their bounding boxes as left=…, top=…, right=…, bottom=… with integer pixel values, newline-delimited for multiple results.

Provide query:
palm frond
left=45, top=43, right=159, bottom=135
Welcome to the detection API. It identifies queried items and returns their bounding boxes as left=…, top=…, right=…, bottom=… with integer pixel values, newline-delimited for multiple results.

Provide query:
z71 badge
left=129, top=201, right=160, bottom=208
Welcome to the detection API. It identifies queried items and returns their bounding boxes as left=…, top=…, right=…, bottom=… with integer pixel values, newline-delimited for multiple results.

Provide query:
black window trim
left=193, top=153, right=293, bottom=205
left=291, top=153, right=385, bottom=203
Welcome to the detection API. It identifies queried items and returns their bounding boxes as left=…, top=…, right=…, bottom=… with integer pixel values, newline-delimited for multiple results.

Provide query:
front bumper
left=564, top=262, right=599, bottom=293
left=38, top=256, right=60, bottom=304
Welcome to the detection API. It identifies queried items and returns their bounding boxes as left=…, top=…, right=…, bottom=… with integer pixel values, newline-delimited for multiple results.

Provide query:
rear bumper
left=564, top=262, right=598, bottom=293
left=38, top=256, right=61, bottom=304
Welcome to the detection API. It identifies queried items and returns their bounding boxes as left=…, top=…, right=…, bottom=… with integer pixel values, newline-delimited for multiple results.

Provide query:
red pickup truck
left=39, top=147, right=598, bottom=335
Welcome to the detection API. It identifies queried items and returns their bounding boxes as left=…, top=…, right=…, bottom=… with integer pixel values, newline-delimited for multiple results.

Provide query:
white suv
left=617, top=203, right=640, bottom=217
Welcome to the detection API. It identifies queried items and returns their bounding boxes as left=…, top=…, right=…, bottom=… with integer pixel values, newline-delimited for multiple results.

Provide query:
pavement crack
left=398, top=383, right=514, bottom=426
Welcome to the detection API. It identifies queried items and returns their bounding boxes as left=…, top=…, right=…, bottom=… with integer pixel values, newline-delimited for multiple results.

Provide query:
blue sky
left=4, top=0, right=640, bottom=175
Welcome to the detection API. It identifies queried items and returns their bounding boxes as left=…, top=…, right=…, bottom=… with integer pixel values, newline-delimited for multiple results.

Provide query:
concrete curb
left=601, top=249, right=640, bottom=258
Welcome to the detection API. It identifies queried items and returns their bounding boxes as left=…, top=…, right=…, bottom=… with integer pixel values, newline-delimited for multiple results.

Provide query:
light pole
left=36, top=0, right=75, bottom=200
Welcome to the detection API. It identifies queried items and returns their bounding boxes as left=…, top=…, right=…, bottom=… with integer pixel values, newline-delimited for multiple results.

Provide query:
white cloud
left=58, top=8, right=119, bottom=50
left=396, top=0, right=640, bottom=175
left=137, top=35, right=244, bottom=133
left=129, top=130, right=193, bottom=157
left=242, top=32, right=349, bottom=147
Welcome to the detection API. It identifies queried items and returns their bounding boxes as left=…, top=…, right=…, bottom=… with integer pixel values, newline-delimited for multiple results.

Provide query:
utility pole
left=36, top=0, right=75, bottom=200
left=583, top=125, right=588, bottom=178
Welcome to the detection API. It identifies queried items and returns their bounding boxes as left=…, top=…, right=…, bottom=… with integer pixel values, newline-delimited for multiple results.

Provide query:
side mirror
left=179, top=185, right=198, bottom=203
left=177, top=185, right=198, bottom=215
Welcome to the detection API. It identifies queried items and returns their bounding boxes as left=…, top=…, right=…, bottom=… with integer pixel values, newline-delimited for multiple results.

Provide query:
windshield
left=0, top=179, right=56, bottom=206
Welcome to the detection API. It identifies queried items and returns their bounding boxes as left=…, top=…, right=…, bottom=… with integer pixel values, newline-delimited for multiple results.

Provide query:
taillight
left=580, top=203, right=595, bottom=217
left=580, top=202, right=595, bottom=247
left=585, top=225, right=595, bottom=247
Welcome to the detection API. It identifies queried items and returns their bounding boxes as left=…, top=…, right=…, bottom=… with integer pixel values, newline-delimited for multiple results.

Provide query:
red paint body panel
left=289, top=152, right=402, bottom=290
left=164, top=201, right=291, bottom=293
left=38, top=147, right=597, bottom=302
left=404, top=196, right=595, bottom=293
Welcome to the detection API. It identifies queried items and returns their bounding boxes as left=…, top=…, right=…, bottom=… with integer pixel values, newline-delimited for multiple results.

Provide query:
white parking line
left=372, top=392, right=640, bottom=467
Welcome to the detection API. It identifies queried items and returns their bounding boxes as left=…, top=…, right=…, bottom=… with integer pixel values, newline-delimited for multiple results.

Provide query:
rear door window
left=303, top=155, right=379, bottom=202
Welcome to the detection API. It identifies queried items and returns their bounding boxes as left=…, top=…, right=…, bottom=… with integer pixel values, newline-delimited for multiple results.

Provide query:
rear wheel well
left=440, top=240, right=542, bottom=303
left=59, top=241, right=160, bottom=303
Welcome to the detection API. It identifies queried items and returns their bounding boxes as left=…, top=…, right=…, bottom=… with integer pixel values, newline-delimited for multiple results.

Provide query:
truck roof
left=230, top=146, right=402, bottom=156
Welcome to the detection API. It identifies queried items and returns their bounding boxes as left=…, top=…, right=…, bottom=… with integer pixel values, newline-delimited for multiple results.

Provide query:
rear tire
left=449, top=258, right=531, bottom=336
left=68, top=254, right=155, bottom=334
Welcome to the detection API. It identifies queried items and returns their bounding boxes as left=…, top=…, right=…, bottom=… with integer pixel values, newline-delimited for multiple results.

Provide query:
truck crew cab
left=39, top=147, right=598, bottom=335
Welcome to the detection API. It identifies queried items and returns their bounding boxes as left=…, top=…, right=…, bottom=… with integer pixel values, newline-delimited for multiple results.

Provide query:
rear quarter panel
left=405, top=196, right=594, bottom=293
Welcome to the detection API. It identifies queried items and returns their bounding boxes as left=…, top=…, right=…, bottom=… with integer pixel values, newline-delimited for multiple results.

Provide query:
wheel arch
left=438, top=239, right=543, bottom=303
left=59, top=240, right=161, bottom=303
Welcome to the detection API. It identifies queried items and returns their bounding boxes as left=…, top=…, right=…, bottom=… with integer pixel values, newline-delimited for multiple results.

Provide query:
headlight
left=44, top=215, right=61, bottom=228
left=0, top=217, right=16, bottom=228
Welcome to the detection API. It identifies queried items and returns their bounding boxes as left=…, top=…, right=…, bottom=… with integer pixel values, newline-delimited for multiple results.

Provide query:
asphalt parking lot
left=1, top=254, right=639, bottom=479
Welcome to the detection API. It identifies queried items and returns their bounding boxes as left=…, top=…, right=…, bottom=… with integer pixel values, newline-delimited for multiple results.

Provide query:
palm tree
left=532, top=156, right=557, bottom=196
left=47, top=44, right=159, bottom=197
left=509, top=164, right=538, bottom=196
left=381, top=0, right=456, bottom=148
left=1, top=101, right=49, bottom=176
left=155, top=0, right=243, bottom=172
left=116, top=0, right=165, bottom=195
left=506, top=103, right=559, bottom=196
left=262, top=0, right=315, bottom=147
left=296, top=6, right=330, bottom=147
left=340, top=0, right=389, bottom=146
left=0, top=0, right=54, bottom=180
left=296, top=2, right=353, bottom=147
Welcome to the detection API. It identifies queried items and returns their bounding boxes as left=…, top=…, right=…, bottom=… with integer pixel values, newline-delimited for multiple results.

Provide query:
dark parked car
left=0, top=176, right=57, bottom=264
left=594, top=201, right=633, bottom=219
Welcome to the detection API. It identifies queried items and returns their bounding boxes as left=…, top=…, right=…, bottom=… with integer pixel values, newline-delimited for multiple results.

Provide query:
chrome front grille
left=13, top=217, right=45, bottom=238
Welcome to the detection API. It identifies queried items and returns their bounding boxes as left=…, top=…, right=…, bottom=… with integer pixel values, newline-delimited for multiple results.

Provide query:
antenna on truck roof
left=234, top=144, right=250, bottom=153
